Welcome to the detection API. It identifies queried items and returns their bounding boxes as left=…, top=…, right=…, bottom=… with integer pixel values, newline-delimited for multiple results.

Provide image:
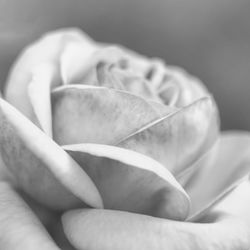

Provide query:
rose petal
left=0, top=181, right=60, bottom=250
left=191, top=179, right=250, bottom=223
left=145, top=58, right=167, bottom=88
left=0, top=153, right=15, bottom=183
left=62, top=45, right=133, bottom=86
left=52, top=85, right=174, bottom=145
left=5, top=29, right=82, bottom=105
left=97, top=62, right=174, bottom=113
left=159, top=66, right=209, bottom=107
left=0, top=98, right=103, bottom=209
left=118, top=97, right=219, bottom=175
left=148, top=100, right=178, bottom=116
left=19, top=191, right=59, bottom=234
left=158, top=81, right=180, bottom=106
left=176, top=142, right=216, bottom=187
left=63, top=143, right=190, bottom=220
left=185, top=131, right=250, bottom=219
left=4, top=29, right=91, bottom=139
left=59, top=35, right=98, bottom=84
left=96, top=62, right=126, bottom=90
left=62, top=185, right=250, bottom=250
left=99, top=64, right=162, bottom=102
left=27, top=63, right=55, bottom=136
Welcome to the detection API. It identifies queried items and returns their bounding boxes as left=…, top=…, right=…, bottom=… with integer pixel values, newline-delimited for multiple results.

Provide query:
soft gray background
left=0, top=0, right=249, bottom=130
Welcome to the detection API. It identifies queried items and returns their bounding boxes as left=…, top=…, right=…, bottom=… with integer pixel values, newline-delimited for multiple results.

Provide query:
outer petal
left=0, top=98, right=103, bottom=209
left=59, top=31, right=98, bottom=85
left=118, top=97, right=219, bottom=175
left=52, top=85, right=175, bottom=145
left=191, top=178, right=250, bottom=223
left=4, top=28, right=92, bottom=135
left=0, top=153, right=14, bottom=183
left=63, top=143, right=190, bottom=220
left=62, top=180, right=250, bottom=250
left=185, top=131, right=250, bottom=219
left=0, top=182, right=60, bottom=250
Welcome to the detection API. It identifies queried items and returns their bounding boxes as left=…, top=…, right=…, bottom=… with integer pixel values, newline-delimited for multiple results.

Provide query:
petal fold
left=27, top=63, right=55, bottom=136
left=4, top=28, right=91, bottom=123
left=118, top=97, right=219, bottom=175
left=63, top=143, right=190, bottom=220
left=0, top=98, right=103, bottom=209
left=185, top=131, right=250, bottom=219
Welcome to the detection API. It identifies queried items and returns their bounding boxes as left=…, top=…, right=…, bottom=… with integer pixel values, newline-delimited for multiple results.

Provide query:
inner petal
left=51, top=85, right=166, bottom=145
left=118, top=97, right=219, bottom=175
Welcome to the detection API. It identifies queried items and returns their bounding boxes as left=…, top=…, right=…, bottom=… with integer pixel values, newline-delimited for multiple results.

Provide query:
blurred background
left=0, top=0, right=249, bottom=130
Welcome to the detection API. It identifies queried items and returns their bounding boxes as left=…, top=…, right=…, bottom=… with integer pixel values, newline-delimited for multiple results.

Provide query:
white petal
left=63, top=143, right=190, bottom=220
left=28, top=63, right=55, bottom=137
left=186, top=131, right=250, bottom=218
left=0, top=98, right=103, bottom=209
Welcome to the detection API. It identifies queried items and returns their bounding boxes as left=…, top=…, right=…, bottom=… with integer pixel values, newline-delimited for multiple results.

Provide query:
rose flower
left=0, top=29, right=250, bottom=250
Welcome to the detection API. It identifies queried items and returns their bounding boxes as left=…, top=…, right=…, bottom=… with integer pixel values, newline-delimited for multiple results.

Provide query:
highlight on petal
left=27, top=63, right=56, bottom=137
left=63, top=143, right=190, bottom=220
left=118, top=97, right=219, bottom=175
left=51, top=85, right=175, bottom=145
left=0, top=98, right=103, bottom=209
left=185, top=131, right=250, bottom=219
left=60, top=36, right=98, bottom=85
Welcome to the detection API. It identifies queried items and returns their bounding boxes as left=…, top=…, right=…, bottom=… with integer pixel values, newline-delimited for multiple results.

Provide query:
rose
left=0, top=29, right=250, bottom=249
left=1, top=28, right=217, bottom=218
